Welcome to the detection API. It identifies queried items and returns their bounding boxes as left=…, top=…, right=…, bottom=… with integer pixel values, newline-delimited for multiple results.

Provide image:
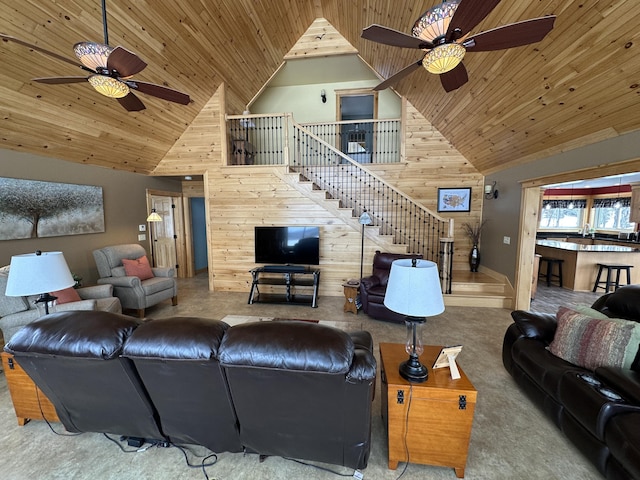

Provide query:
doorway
left=337, top=90, right=378, bottom=163
left=514, top=160, right=640, bottom=310
left=147, top=190, right=186, bottom=277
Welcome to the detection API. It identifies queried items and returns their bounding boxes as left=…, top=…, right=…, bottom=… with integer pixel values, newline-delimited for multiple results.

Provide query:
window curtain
left=592, top=198, right=631, bottom=208
left=542, top=199, right=587, bottom=209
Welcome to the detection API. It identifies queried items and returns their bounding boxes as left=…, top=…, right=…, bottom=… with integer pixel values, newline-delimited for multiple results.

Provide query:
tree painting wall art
left=0, top=177, right=105, bottom=240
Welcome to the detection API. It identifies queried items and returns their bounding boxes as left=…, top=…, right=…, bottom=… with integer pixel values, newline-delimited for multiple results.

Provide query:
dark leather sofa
left=5, top=311, right=377, bottom=470
left=359, top=250, right=422, bottom=323
left=503, top=285, right=640, bottom=479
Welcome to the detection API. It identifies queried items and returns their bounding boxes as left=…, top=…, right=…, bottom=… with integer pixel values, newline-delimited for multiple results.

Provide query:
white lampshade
left=6, top=251, right=75, bottom=297
left=384, top=259, right=445, bottom=317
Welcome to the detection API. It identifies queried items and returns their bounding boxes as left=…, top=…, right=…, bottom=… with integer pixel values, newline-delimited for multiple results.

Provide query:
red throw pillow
left=122, top=255, right=154, bottom=280
left=52, top=287, right=81, bottom=304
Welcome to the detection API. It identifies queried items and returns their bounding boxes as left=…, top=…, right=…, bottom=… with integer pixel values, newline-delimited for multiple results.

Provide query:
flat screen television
left=254, top=226, right=320, bottom=265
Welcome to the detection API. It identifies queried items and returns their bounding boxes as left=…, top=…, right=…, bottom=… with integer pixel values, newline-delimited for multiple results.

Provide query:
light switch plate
left=503, top=236, right=511, bottom=245
left=139, top=224, right=146, bottom=232
left=138, top=234, right=146, bottom=241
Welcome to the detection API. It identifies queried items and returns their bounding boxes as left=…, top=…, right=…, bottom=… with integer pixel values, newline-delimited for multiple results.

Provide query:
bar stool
left=538, top=257, right=564, bottom=287
left=592, top=263, right=633, bottom=293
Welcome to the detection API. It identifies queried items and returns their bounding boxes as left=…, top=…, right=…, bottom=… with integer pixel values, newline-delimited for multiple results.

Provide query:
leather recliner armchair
left=219, top=320, right=376, bottom=469
left=359, top=250, right=423, bottom=323
left=5, top=311, right=166, bottom=442
left=122, top=316, right=243, bottom=454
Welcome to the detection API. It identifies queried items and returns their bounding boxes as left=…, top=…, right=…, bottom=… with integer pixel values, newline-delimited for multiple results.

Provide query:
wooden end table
left=1, top=352, right=59, bottom=425
left=379, top=343, right=477, bottom=478
left=342, top=281, right=360, bottom=314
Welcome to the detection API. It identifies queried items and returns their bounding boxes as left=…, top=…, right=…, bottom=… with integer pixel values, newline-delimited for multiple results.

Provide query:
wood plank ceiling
left=0, top=1, right=638, bottom=175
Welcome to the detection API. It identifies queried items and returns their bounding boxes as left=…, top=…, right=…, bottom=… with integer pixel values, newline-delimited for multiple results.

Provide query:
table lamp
left=384, top=258, right=445, bottom=382
left=6, top=251, right=76, bottom=315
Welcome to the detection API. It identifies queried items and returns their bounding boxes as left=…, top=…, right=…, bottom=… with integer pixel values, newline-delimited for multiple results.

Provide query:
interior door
left=150, top=196, right=177, bottom=269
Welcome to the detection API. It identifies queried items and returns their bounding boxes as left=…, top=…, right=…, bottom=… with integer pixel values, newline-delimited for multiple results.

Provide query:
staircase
left=276, top=167, right=512, bottom=308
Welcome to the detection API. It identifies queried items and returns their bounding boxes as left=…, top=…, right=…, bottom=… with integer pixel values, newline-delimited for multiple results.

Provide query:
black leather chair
left=219, top=320, right=377, bottom=469
left=5, top=311, right=166, bottom=442
left=359, top=250, right=423, bottom=323
left=122, top=317, right=243, bottom=453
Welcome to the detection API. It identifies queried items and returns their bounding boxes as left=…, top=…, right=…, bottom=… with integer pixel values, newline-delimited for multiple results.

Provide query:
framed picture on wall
left=437, top=188, right=471, bottom=212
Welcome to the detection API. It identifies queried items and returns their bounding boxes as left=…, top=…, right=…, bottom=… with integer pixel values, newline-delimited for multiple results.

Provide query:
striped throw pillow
left=549, top=306, right=640, bottom=371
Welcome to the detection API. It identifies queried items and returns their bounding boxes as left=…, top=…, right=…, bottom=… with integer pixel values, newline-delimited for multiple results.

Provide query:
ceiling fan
left=0, top=0, right=190, bottom=111
left=361, top=0, right=556, bottom=92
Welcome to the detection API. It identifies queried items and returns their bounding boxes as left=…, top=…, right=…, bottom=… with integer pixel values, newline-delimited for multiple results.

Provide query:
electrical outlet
left=138, top=234, right=146, bottom=241
left=503, top=236, right=511, bottom=245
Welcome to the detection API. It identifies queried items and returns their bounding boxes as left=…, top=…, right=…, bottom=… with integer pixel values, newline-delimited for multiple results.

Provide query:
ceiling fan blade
left=1, top=33, right=86, bottom=70
left=117, top=92, right=146, bottom=112
left=446, top=0, right=502, bottom=41
left=440, top=63, right=468, bottom=92
left=464, top=16, right=556, bottom=52
left=373, top=60, right=424, bottom=91
left=362, top=24, right=433, bottom=49
left=33, top=76, right=89, bottom=84
left=125, top=80, right=190, bottom=105
left=107, top=46, right=147, bottom=77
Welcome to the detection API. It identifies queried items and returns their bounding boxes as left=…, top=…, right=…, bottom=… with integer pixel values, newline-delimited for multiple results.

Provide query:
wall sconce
left=484, top=181, right=499, bottom=200
left=321, top=89, right=327, bottom=103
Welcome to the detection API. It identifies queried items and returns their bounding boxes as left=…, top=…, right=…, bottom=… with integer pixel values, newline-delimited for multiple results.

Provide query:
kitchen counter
left=536, top=240, right=639, bottom=253
left=535, top=240, right=640, bottom=291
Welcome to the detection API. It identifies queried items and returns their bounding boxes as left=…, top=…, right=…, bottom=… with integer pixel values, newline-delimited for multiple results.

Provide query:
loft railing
left=225, top=113, right=454, bottom=292
left=300, top=119, right=401, bottom=164
left=227, top=114, right=290, bottom=166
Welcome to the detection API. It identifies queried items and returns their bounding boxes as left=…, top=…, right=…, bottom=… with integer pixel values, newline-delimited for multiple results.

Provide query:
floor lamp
left=146, top=209, right=162, bottom=267
left=359, top=210, right=372, bottom=279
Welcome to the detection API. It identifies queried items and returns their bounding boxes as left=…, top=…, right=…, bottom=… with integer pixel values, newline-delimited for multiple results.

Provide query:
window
left=539, top=199, right=586, bottom=229
left=592, top=198, right=633, bottom=230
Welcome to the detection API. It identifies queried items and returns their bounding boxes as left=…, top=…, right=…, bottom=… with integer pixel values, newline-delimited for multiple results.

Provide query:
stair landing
left=446, top=270, right=513, bottom=308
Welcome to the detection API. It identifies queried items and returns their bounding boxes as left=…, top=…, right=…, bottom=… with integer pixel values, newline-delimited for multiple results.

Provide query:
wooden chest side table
left=342, top=280, right=360, bottom=314
left=1, top=352, right=59, bottom=425
left=379, top=343, right=477, bottom=478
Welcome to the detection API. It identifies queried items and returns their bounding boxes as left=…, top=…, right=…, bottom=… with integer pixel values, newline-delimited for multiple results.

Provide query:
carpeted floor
left=0, top=276, right=603, bottom=480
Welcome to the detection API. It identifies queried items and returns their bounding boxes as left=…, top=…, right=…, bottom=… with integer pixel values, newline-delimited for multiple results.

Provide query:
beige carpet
left=0, top=276, right=602, bottom=480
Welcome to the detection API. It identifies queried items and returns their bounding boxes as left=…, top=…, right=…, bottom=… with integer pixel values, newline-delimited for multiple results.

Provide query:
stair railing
left=291, top=123, right=453, bottom=292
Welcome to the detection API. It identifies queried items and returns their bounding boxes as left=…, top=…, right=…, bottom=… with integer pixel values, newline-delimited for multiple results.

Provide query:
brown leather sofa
left=5, top=311, right=377, bottom=470
left=359, top=250, right=422, bottom=323
left=503, top=285, right=640, bottom=479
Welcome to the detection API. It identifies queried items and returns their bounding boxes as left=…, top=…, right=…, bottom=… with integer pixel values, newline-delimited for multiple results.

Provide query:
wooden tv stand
left=248, top=266, right=320, bottom=308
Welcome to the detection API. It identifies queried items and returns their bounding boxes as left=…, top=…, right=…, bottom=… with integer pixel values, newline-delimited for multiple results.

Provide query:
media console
left=248, top=266, right=320, bottom=308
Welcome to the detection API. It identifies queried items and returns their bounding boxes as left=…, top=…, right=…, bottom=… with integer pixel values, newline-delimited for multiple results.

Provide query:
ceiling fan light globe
left=88, top=75, right=129, bottom=98
left=424, top=43, right=466, bottom=74
left=412, top=0, right=460, bottom=44
left=74, top=41, right=113, bottom=70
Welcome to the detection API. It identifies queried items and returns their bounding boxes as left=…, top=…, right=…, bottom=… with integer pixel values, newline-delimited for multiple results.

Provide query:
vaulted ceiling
left=1, top=1, right=638, bottom=175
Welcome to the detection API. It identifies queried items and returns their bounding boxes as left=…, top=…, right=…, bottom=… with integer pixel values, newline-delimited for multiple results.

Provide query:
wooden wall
left=153, top=83, right=484, bottom=295
left=368, top=100, right=485, bottom=271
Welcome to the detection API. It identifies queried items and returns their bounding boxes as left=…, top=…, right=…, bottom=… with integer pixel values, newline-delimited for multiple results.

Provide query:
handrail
left=292, top=122, right=453, bottom=277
